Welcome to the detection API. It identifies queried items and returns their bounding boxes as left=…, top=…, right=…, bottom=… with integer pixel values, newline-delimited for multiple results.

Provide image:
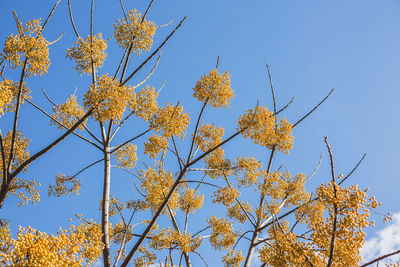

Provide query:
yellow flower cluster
left=204, top=148, right=232, bottom=179
left=0, top=80, right=31, bottom=115
left=0, top=130, right=30, bottom=172
left=222, top=250, right=244, bottom=267
left=0, top=222, right=103, bottom=266
left=51, top=95, right=86, bottom=130
left=227, top=201, right=253, bottom=223
left=9, top=177, right=41, bottom=207
left=111, top=220, right=134, bottom=244
left=237, top=106, right=293, bottom=153
left=193, top=69, right=234, bottom=108
left=149, top=104, right=190, bottom=139
left=2, top=19, right=50, bottom=76
left=134, top=246, right=157, bottom=267
left=0, top=82, right=13, bottom=116
left=126, top=199, right=150, bottom=212
left=84, top=74, right=133, bottom=122
left=179, top=188, right=204, bottom=214
left=113, top=143, right=137, bottom=169
left=150, top=227, right=202, bottom=253
left=130, top=85, right=158, bottom=121
left=0, top=131, right=39, bottom=206
left=259, top=220, right=321, bottom=266
left=234, top=156, right=262, bottom=187
left=66, top=34, right=107, bottom=74
left=194, top=124, right=224, bottom=152
left=144, top=134, right=169, bottom=159
left=0, top=222, right=12, bottom=265
left=108, top=196, right=125, bottom=217
left=114, top=9, right=157, bottom=54
left=140, top=163, right=179, bottom=213
left=213, top=185, right=240, bottom=206
left=48, top=173, right=81, bottom=197
left=207, top=216, right=237, bottom=250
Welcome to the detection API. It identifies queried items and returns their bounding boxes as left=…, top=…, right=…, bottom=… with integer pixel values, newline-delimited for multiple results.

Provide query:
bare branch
left=360, top=249, right=400, bottom=267
left=339, top=153, right=366, bottom=185
left=293, top=89, right=334, bottom=128
left=68, top=0, right=80, bottom=38
left=265, top=60, right=277, bottom=114
left=41, top=0, right=61, bottom=32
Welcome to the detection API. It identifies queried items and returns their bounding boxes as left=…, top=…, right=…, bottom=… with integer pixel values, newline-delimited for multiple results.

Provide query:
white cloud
left=360, top=212, right=400, bottom=264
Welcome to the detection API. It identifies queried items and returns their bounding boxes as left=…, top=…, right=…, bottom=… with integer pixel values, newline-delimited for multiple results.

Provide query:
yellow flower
left=2, top=18, right=50, bottom=76
left=149, top=104, right=190, bottom=139
left=179, top=188, right=204, bottom=214
left=113, top=143, right=137, bottom=169
left=84, top=74, right=133, bottom=122
left=51, top=95, right=86, bottom=130
left=193, top=69, right=234, bottom=108
left=114, top=9, right=157, bottom=55
left=237, top=106, right=293, bottom=153
left=144, top=134, right=169, bottom=159
left=0, top=80, right=31, bottom=115
left=208, top=216, right=237, bottom=250
left=66, top=34, right=107, bottom=74
left=130, top=85, right=158, bottom=121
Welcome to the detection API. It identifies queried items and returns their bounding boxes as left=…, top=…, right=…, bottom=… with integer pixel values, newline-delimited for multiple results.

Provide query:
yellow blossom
left=130, top=85, right=158, bottom=121
left=2, top=18, right=50, bottom=76
left=144, top=134, right=169, bottom=159
left=48, top=173, right=80, bottom=197
left=0, top=79, right=31, bottom=115
left=149, top=103, right=190, bottom=139
left=66, top=34, right=107, bottom=74
left=113, top=143, right=137, bottom=169
left=213, top=185, right=240, bottom=206
left=179, top=188, right=204, bottom=214
left=222, top=250, right=244, bottom=267
left=193, top=69, right=234, bottom=108
left=84, top=74, right=133, bottom=122
left=114, top=9, right=157, bottom=54
left=51, top=95, right=86, bottom=130
left=208, top=216, right=237, bottom=250
left=237, top=106, right=293, bottom=153
left=140, top=163, right=180, bottom=213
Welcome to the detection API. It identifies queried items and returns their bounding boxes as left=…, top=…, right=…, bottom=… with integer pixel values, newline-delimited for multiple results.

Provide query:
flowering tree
left=0, top=0, right=396, bottom=266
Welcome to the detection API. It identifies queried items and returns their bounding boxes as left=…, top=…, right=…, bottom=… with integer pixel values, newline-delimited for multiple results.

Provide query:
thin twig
left=360, top=249, right=400, bottom=267
left=339, top=153, right=366, bottom=185
left=265, top=60, right=276, bottom=114
left=68, top=0, right=80, bottom=38
left=41, top=0, right=61, bottom=32
left=110, top=129, right=151, bottom=154
left=293, top=89, right=334, bottom=128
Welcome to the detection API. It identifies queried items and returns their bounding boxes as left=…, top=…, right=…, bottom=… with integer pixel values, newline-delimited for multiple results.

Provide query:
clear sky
left=1, top=0, right=400, bottom=265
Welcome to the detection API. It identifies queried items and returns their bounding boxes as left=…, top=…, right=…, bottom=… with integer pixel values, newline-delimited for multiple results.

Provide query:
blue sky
left=1, top=0, right=400, bottom=265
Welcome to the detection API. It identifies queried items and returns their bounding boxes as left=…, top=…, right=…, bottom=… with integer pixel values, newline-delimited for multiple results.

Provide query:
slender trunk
left=243, top=227, right=259, bottom=267
left=183, top=252, right=192, bottom=267
left=101, top=144, right=111, bottom=267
